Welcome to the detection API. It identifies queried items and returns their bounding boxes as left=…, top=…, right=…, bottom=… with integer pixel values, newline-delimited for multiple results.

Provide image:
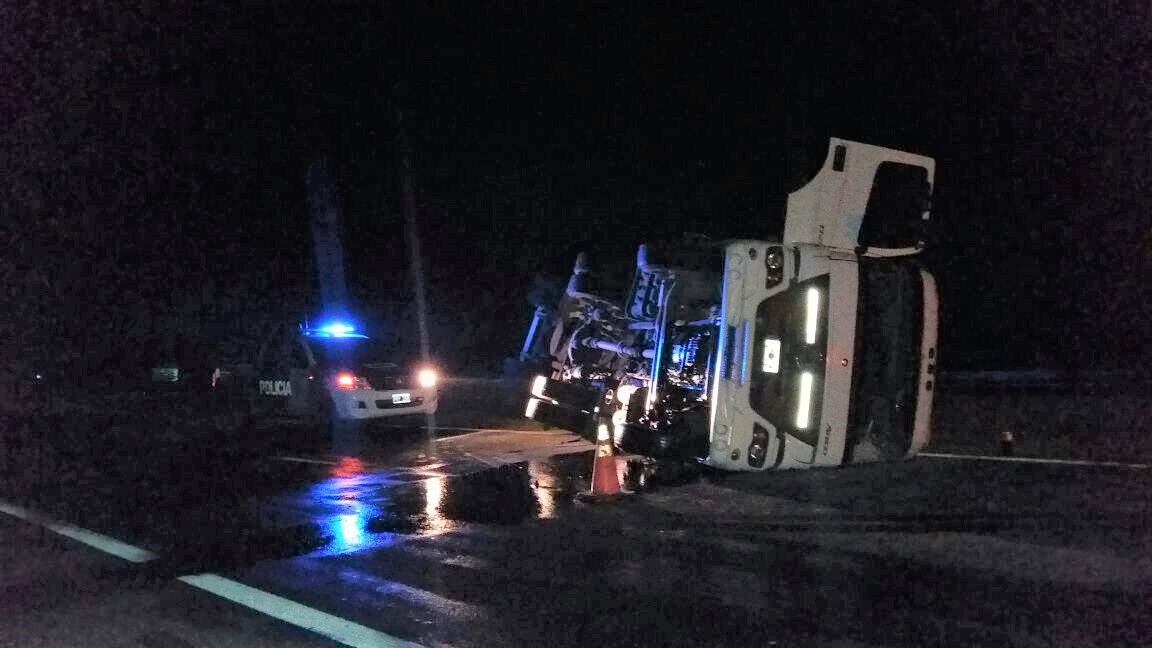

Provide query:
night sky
left=2, top=2, right=1149, bottom=377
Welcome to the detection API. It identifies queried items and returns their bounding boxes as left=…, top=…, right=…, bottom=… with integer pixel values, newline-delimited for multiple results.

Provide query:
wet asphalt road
left=1, top=414, right=1150, bottom=647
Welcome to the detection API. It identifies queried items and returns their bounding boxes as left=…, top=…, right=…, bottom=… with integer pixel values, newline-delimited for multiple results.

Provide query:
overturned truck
left=520, top=138, right=939, bottom=475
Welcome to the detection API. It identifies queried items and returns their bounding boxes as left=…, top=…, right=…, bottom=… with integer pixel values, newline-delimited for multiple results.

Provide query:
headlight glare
left=417, top=368, right=438, bottom=388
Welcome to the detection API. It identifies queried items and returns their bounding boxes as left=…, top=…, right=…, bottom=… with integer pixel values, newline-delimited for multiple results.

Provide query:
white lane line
left=0, top=498, right=419, bottom=647
left=408, top=471, right=454, bottom=479
left=269, top=456, right=392, bottom=472
left=428, top=430, right=492, bottom=442
left=266, top=457, right=456, bottom=480
left=439, top=426, right=570, bottom=434
left=371, top=424, right=570, bottom=438
left=921, top=453, right=1149, bottom=470
left=431, top=429, right=576, bottom=443
left=376, top=424, right=556, bottom=433
left=267, top=457, right=449, bottom=477
left=270, top=455, right=344, bottom=466
left=462, top=452, right=501, bottom=468
left=0, top=499, right=158, bottom=563
left=178, top=574, right=418, bottom=648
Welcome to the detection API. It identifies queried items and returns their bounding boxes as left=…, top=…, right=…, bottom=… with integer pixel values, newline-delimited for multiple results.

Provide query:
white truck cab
left=709, top=140, right=938, bottom=470
left=521, top=138, right=939, bottom=472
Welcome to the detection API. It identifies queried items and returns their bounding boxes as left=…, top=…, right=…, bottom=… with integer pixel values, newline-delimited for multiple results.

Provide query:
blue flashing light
left=322, top=322, right=355, bottom=335
left=302, top=321, right=369, bottom=339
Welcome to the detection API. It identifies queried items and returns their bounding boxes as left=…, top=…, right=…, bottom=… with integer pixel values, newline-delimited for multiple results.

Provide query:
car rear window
left=305, top=338, right=418, bottom=369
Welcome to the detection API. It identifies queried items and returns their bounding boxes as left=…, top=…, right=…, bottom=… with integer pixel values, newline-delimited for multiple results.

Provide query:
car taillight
left=334, top=373, right=370, bottom=390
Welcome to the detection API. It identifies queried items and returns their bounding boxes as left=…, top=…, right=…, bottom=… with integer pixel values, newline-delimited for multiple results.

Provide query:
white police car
left=214, top=321, right=439, bottom=429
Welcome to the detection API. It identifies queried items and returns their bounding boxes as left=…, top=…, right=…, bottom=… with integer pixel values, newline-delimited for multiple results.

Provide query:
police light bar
left=302, top=321, right=369, bottom=339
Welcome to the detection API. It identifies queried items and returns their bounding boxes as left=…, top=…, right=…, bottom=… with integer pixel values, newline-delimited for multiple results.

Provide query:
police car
left=213, top=321, right=439, bottom=430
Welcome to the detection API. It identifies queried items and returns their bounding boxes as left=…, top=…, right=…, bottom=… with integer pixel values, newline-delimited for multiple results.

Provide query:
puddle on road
left=4, top=422, right=599, bottom=569
left=299, top=453, right=592, bottom=556
left=103, top=452, right=600, bottom=564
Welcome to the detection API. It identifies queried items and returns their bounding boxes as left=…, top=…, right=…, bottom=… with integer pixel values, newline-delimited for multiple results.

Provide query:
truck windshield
left=747, top=275, right=829, bottom=446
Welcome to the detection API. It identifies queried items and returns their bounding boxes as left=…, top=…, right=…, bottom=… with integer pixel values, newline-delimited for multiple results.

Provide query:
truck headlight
left=748, top=423, right=770, bottom=468
left=765, top=246, right=784, bottom=288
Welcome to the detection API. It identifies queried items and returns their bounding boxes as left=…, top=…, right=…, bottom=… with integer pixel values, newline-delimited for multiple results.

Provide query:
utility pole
left=394, top=36, right=431, bottom=364
left=396, top=107, right=431, bottom=363
left=306, top=158, right=351, bottom=322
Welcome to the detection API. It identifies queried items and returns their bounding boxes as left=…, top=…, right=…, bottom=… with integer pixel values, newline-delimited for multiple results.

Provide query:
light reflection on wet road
left=2, top=420, right=1150, bottom=647
left=250, top=430, right=592, bottom=563
left=303, top=458, right=405, bottom=557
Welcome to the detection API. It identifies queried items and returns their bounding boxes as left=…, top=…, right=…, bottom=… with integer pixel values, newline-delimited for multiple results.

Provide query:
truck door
left=783, top=138, right=936, bottom=256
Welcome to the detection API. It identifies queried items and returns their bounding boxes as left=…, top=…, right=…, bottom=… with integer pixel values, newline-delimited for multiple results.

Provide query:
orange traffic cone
left=588, top=424, right=621, bottom=497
